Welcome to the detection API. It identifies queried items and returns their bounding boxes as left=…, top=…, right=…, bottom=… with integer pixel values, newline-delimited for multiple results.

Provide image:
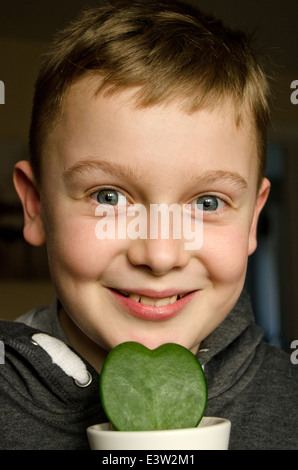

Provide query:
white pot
left=87, top=417, right=231, bottom=450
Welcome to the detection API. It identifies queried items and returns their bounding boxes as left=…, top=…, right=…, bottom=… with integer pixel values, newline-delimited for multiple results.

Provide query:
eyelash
left=89, top=188, right=228, bottom=214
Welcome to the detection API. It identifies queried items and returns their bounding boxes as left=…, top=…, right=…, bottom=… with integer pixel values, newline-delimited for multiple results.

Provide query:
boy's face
left=17, top=76, right=270, bottom=370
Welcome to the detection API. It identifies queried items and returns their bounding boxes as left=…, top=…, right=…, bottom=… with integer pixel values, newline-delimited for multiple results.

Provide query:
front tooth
left=128, top=294, right=178, bottom=306
left=139, top=296, right=158, bottom=306
left=129, top=293, right=141, bottom=302
left=155, top=295, right=178, bottom=307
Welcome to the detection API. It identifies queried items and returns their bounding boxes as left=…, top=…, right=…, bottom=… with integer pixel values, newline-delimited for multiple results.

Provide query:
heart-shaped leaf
left=99, top=342, right=207, bottom=431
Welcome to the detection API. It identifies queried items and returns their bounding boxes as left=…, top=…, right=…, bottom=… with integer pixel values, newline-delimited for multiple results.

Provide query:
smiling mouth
left=116, top=290, right=190, bottom=307
left=109, top=288, right=198, bottom=321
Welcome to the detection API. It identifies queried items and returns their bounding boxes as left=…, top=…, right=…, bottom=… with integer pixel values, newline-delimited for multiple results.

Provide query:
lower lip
left=109, top=289, right=198, bottom=321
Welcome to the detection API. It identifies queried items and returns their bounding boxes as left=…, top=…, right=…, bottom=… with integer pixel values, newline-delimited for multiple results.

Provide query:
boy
left=1, top=0, right=297, bottom=450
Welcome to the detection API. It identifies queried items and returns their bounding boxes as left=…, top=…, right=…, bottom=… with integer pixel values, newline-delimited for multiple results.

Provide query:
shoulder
left=0, top=320, right=45, bottom=380
left=248, top=341, right=298, bottom=424
left=255, top=341, right=298, bottom=391
left=0, top=319, right=36, bottom=341
left=259, top=341, right=297, bottom=373
left=228, top=342, right=298, bottom=449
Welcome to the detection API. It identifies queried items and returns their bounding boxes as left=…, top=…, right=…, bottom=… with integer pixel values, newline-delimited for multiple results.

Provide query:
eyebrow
left=63, top=159, right=141, bottom=183
left=188, top=169, right=248, bottom=190
left=63, top=158, right=248, bottom=190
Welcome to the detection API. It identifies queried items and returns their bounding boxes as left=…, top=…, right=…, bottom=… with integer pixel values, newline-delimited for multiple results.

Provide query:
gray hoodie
left=0, top=291, right=297, bottom=450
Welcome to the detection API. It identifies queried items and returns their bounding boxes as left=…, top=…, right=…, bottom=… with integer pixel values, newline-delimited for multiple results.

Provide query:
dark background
left=0, top=0, right=297, bottom=351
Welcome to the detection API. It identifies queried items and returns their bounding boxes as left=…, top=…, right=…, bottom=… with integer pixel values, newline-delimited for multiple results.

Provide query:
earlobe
left=248, top=177, right=271, bottom=255
left=13, top=160, right=46, bottom=246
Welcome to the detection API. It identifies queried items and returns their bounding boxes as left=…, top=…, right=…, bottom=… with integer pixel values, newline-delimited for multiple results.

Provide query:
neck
left=58, top=308, right=107, bottom=373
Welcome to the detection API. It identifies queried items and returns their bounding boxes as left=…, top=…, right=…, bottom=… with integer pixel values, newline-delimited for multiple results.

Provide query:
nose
left=126, top=237, right=190, bottom=276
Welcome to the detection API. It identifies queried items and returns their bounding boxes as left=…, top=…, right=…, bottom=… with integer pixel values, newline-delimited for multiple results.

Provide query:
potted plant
left=87, top=342, right=230, bottom=450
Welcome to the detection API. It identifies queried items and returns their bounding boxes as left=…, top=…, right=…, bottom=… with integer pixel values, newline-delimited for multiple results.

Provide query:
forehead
left=44, top=76, right=259, bottom=189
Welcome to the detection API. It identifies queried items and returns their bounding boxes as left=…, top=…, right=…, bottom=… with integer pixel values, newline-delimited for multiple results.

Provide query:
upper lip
left=110, top=288, right=196, bottom=298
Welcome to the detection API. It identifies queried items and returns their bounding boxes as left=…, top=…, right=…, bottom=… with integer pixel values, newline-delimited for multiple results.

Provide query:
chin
left=120, top=330, right=190, bottom=351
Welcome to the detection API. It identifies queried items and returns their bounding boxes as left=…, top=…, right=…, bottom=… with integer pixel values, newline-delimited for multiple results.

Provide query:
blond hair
left=29, top=0, right=270, bottom=186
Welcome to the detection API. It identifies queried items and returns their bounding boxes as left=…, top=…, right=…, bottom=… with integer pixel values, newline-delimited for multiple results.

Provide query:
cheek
left=45, top=212, right=122, bottom=280
left=200, top=225, right=250, bottom=283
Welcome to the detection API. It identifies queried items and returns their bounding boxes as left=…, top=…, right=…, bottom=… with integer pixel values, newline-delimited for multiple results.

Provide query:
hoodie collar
left=16, top=289, right=263, bottom=402
left=196, top=290, right=264, bottom=399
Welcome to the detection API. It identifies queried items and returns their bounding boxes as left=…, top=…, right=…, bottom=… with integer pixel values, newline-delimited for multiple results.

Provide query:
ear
left=248, top=177, right=271, bottom=255
left=13, top=160, right=46, bottom=246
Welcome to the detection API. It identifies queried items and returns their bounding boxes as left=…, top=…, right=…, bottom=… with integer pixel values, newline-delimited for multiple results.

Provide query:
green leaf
left=99, top=342, right=207, bottom=431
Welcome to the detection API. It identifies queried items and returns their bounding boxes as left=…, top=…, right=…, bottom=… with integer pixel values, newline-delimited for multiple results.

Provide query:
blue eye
left=194, top=195, right=225, bottom=212
left=91, top=189, right=128, bottom=206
